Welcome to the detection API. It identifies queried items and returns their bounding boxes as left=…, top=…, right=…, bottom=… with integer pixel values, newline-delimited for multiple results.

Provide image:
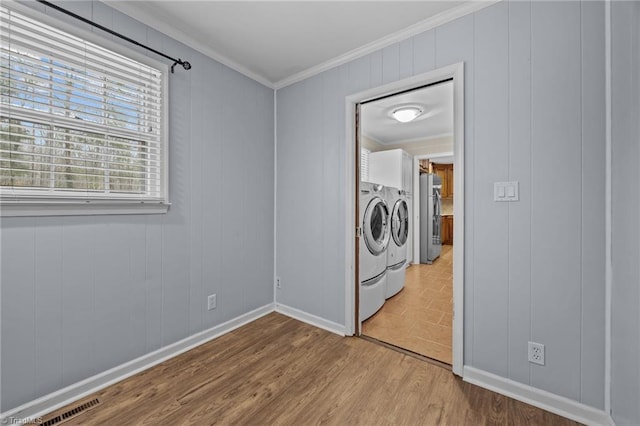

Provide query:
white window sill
left=0, top=201, right=170, bottom=217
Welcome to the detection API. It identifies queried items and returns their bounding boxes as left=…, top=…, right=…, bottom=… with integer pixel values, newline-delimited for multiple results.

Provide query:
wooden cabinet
left=440, top=216, right=448, bottom=245
left=441, top=216, right=453, bottom=245
left=432, top=163, right=453, bottom=198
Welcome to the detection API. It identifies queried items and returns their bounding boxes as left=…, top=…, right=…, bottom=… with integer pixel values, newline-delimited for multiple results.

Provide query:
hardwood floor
left=363, top=245, right=453, bottom=364
left=41, top=313, right=579, bottom=426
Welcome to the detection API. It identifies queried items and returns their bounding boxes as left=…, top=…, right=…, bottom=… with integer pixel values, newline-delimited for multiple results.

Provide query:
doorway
left=360, top=83, right=454, bottom=365
left=344, top=63, right=464, bottom=375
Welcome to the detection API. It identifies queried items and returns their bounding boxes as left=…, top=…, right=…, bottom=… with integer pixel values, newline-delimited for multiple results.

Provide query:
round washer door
left=363, top=197, right=390, bottom=255
left=391, top=199, right=409, bottom=247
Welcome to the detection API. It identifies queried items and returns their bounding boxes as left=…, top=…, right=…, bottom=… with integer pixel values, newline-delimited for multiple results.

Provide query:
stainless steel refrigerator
left=419, top=173, right=442, bottom=264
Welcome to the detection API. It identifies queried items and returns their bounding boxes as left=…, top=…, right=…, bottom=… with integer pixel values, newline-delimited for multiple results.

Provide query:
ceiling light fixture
left=391, top=106, right=422, bottom=123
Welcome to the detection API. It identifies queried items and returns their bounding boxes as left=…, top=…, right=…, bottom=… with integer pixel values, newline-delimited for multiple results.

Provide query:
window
left=0, top=5, right=168, bottom=216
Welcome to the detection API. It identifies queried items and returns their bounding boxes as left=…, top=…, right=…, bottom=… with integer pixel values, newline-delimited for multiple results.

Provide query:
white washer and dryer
left=359, top=182, right=390, bottom=321
left=385, top=186, right=409, bottom=298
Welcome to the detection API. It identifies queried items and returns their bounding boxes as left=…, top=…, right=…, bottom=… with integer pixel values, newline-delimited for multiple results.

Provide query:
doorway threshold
left=359, top=334, right=452, bottom=371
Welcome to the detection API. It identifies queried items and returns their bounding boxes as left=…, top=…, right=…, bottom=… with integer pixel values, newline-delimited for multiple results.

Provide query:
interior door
left=355, top=103, right=361, bottom=333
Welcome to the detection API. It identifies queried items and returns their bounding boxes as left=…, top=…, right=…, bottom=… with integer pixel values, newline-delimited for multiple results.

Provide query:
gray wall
left=1, top=1, right=274, bottom=411
left=276, top=1, right=606, bottom=408
left=611, top=1, right=640, bottom=424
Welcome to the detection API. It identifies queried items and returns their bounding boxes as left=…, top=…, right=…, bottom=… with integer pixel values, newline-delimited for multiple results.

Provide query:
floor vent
left=42, top=398, right=101, bottom=426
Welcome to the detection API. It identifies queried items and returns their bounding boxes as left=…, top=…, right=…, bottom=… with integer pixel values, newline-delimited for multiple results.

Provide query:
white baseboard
left=275, top=303, right=346, bottom=336
left=1, top=303, right=275, bottom=423
left=463, top=366, right=614, bottom=426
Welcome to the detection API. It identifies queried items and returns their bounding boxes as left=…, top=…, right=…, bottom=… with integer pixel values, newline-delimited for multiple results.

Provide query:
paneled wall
left=1, top=1, right=274, bottom=411
left=611, top=1, right=640, bottom=424
left=276, top=1, right=606, bottom=408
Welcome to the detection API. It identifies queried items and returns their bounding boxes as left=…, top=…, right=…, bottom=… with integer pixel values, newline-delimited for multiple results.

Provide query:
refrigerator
left=419, top=173, right=442, bottom=264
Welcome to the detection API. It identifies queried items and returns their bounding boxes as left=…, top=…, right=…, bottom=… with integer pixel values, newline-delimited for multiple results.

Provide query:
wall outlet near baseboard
left=207, top=294, right=217, bottom=311
left=276, top=276, right=281, bottom=289
left=528, top=341, right=545, bottom=365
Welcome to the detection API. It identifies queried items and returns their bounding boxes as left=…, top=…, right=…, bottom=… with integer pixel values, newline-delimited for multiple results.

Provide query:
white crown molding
left=361, top=132, right=386, bottom=145
left=381, top=133, right=454, bottom=146
left=102, top=1, right=497, bottom=92
left=363, top=132, right=453, bottom=147
left=274, top=0, right=499, bottom=90
left=463, top=366, right=614, bottom=426
left=102, top=1, right=275, bottom=89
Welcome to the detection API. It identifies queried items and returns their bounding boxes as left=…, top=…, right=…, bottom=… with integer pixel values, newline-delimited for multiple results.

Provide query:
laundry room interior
left=359, top=80, right=456, bottom=365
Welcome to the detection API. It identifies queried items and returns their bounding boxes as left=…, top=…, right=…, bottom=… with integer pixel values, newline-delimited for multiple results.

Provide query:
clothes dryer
left=359, top=182, right=390, bottom=321
left=385, top=186, right=409, bottom=298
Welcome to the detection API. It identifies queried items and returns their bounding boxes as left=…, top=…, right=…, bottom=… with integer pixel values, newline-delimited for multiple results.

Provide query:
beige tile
left=410, top=323, right=452, bottom=347
left=409, top=309, right=443, bottom=326
left=425, top=291, right=451, bottom=303
left=412, top=339, right=453, bottom=364
left=418, top=282, right=444, bottom=295
left=372, top=311, right=414, bottom=330
left=439, top=283, right=453, bottom=294
left=378, top=298, right=408, bottom=316
left=366, top=327, right=398, bottom=344
left=427, top=298, right=452, bottom=313
left=439, top=312, right=453, bottom=327
left=398, top=294, right=432, bottom=310
left=362, top=246, right=454, bottom=364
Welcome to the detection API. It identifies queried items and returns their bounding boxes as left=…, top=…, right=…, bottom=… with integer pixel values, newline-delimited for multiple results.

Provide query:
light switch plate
left=494, top=181, right=519, bottom=202
left=207, top=294, right=217, bottom=311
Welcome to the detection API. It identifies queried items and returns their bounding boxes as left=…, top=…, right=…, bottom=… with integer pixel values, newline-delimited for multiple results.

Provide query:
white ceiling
left=361, top=80, right=453, bottom=144
left=104, top=1, right=491, bottom=88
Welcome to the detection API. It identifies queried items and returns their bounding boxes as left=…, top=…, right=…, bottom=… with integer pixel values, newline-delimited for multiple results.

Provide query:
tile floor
left=362, top=244, right=453, bottom=364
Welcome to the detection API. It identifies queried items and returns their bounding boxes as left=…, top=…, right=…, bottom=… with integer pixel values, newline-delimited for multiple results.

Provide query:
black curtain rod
left=35, top=0, right=191, bottom=73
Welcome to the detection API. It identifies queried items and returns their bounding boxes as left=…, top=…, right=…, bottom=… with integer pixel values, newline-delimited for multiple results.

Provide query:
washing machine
left=359, top=182, right=390, bottom=321
left=385, top=186, right=409, bottom=298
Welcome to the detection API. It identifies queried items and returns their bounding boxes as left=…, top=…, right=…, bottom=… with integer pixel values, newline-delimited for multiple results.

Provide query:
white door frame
left=344, top=62, right=465, bottom=376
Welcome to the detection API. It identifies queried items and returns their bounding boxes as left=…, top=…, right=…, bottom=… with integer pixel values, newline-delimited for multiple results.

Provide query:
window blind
left=0, top=5, right=166, bottom=202
left=360, top=148, right=370, bottom=182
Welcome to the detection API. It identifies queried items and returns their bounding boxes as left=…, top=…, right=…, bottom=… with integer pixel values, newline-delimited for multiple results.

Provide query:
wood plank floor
left=42, top=313, right=580, bottom=425
left=363, top=245, right=454, bottom=364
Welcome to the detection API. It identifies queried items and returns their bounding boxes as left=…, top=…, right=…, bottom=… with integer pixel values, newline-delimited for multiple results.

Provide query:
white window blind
left=360, top=148, right=370, bottom=182
left=0, top=5, right=167, bottom=208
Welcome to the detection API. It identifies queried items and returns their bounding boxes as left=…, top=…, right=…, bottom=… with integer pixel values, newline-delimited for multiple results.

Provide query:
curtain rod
left=35, top=0, right=191, bottom=73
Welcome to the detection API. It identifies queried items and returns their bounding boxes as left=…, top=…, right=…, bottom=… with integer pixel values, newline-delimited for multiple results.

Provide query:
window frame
left=1, top=1, right=170, bottom=217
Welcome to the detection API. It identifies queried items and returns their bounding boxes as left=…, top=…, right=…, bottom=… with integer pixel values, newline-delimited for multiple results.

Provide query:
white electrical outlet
left=207, top=294, right=217, bottom=311
left=276, top=277, right=281, bottom=289
left=528, top=341, right=545, bottom=365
